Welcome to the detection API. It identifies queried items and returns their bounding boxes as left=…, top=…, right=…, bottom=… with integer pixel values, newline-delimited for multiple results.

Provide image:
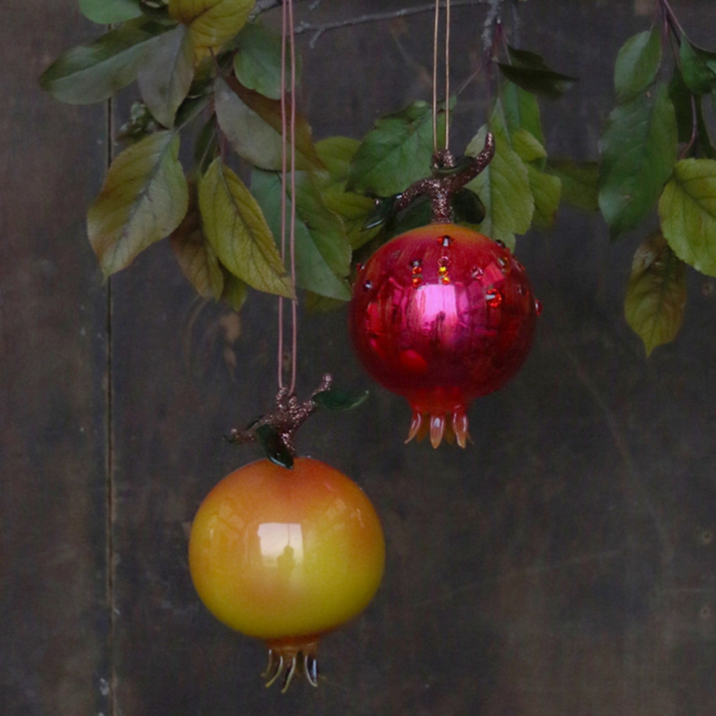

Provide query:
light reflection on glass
left=257, top=523, right=303, bottom=571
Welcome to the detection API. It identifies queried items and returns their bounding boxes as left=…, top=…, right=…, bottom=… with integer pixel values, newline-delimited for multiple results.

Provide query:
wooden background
left=2, top=1, right=716, bottom=714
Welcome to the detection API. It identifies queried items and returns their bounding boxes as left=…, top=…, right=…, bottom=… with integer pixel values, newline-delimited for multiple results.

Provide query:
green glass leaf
left=255, top=425, right=294, bottom=469
left=79, top=0, right=143, bottom=23
left=137, top=24, right=194, bottom=128
left=170, top=185, right=224, bottom=301
left=500, top=80, right=545, bottom=147
left=659, top=158, right=716, bottom=276
left=217, top=76, right=324, bottom=170
left=466, top=123, right=533, bottom=250
left=252, top=170, right=352, bottom=301
left=527, top=165, right=561, bottom=228
left=199, top=158, right=294, bottom=297
left=598, top=82, right=677, bottom=239
left=614, top=28, right=661, bottom=102
left=313, top=388, right=369, bottom=411
left=39, top=22, right=167, bottom=104
left=362, top=195, right=397, bottom=231
left=347, top=101, right=443, bottom=196
left=679, top=40, right=716, bottom=96
left=625, top=232, right=686, bottom=356
left=233, top=21, right=301, bottom=100
left=88, top=131, right=189, bottom=275
left=168, top=0, right=255, bottom=60
left=547, top=160, right=599, bottom=212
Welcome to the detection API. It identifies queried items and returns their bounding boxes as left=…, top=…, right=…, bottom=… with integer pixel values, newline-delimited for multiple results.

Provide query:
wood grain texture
left=0, top=2, right=110, bottom=715
left=3, top=1, right=716, bottom=715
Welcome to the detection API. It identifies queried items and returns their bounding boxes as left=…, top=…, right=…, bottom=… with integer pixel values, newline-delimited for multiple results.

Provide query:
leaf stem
left=658, top=0, right=686, bottom=42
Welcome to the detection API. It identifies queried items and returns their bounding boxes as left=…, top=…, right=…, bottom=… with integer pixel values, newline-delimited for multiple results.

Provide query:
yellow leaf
left=168, top=0, right=255, bottom=59
left=170, top=185, right=224, bottom=300
left=88, top=131, right=188, bottom=275
left=625, top=232, right=686, bottom=356
left=198, top=158, right=294, bottom=298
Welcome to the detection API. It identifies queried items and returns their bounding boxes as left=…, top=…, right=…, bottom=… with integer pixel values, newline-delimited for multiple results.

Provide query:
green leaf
left=347, top=101, right=442, bottom=196
left=220, top=271, right=249, bottom=311
left=217, top=76, right=324, bottom=170
left=39, top=22, right=167, bottom=104
left=452, top=188, right=486, bottom=226
left=598, top=82, right=677, bottom=238
left=527, top=165, right=561, bottom=227
left=498, top=45, right=578, bottom=99
left=614, top=28, right=661, bottom=102
left=79, top=0, right=143, bottom=23
left=252, top=170, right=352, bottom=301
left=547, top=160, right=599, bottom=212
left=313, top=388, right=369, bottom=411
left=670, top=65, right=696, bottom=145
left=137, top=24, right=194, bottom=128
left=510, top=127, right=547, bottom=163
left=669, top=66, right=716, bottom=159
left=679, top=39, right=716, bottom=96
left=168, top=0, right=255, bottom=59
left=466, top=123, right=533, bottom=250
left=214, top=77, right=283, bottom=170
left=500, top=80, right=545, bottom=147
left=233, top=21, right=301, bottom=100
left=255, top=425, right=294, bottom=469
left=321, top=188, right=378, bottom=249
left=316, top=136, right=361, bottom=180
left=659, top=158, right=716, bottom=276
left=199, top=158, right=293, bottom=297
left=88, top=131, right=189, bottom=275
left=625, top=232, right=686, bottom=356
left=316, top=137, right=378, bottom=248
left=170, top=185, right=224, bottom=301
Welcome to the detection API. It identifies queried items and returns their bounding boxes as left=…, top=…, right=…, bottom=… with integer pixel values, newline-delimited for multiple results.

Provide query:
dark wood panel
left=0, top=2, right=110, bottom=714
left=107, top=1, right=716, bottom=714
left=3, top=1, right=716, bottom=715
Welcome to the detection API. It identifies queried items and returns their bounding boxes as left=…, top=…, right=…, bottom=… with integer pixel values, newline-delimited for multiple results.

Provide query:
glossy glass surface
left=349, top=224, right=538, bottom=445
left=188, top=458, right=385, bottom=643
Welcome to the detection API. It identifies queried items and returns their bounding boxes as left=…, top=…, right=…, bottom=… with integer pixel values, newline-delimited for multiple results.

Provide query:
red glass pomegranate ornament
left=348, top=135, right=539, bottom=448
left=349, top=223, right=538, bottom=447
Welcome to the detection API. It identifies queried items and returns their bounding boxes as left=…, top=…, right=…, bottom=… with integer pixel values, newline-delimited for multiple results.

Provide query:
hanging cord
left=432, top=0, right=452, bottom=155
left=278, top=0, right=299, bottom=394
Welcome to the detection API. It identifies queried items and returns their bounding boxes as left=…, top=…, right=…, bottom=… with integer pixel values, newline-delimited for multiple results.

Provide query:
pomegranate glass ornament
left=349, top=222, right=539, bottom=448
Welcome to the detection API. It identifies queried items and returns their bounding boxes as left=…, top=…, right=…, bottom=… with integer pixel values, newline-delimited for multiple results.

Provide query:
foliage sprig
left=40, top=0, right=716, bottom=355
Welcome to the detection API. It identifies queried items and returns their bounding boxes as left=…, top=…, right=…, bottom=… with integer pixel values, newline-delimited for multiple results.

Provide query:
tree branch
left=250, top=0, right=309, bottom=19
left=253, top=0, right=493, bottom=48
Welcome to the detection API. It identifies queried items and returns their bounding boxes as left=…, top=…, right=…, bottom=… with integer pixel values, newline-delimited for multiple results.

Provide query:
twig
left=251, top=0, right=309, bottom=20
left=289, top=1, right=491, bottom=48
left=481, top=0, right=504, bottom=53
